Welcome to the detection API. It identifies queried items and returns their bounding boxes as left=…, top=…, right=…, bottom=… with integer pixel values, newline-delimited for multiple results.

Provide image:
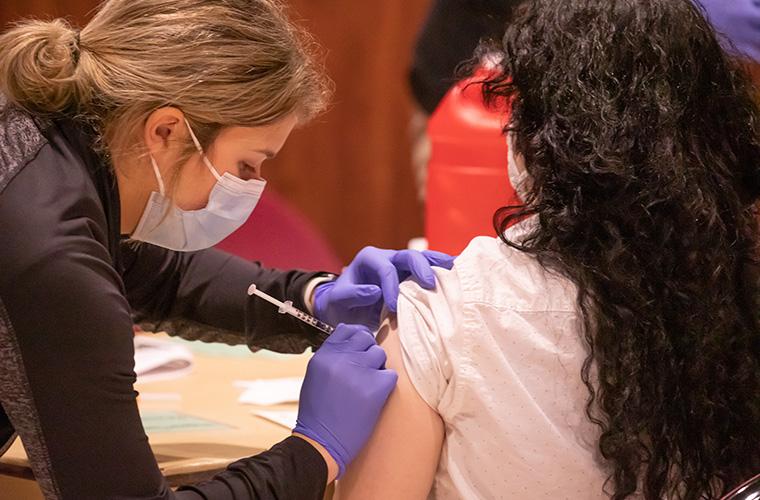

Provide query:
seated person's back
left=335, top=0, right=760, bottom=498
left=395, top=225, right=606, bottom=498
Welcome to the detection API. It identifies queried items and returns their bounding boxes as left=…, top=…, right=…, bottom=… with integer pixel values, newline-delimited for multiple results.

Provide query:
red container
left=424, top=75, right=519, bottom=255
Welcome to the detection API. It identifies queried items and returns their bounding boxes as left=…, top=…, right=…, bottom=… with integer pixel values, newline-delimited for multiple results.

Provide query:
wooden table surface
left=0, top=338, right=312, bottom=498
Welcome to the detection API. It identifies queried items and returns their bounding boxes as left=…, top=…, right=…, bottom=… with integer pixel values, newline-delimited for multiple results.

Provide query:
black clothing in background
left=0, top=95, right=328, bottom=499
left=409, top=0, right=519, bottom=114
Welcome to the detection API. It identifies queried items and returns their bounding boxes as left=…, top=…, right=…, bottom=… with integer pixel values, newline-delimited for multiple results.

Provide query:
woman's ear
left=143, top=107, right=188, bottom=158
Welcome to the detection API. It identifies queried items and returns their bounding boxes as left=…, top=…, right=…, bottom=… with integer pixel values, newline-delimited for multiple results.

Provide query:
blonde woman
left=0, top=1, right=453, bottom=498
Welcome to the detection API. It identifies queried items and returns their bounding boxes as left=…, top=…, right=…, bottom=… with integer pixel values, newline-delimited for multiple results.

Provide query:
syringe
left=247, top=284, right=335, bottom=341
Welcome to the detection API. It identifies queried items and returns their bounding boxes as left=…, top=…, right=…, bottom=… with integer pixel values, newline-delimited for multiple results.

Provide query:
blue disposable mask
left=130, top=119, right=267, bottom=251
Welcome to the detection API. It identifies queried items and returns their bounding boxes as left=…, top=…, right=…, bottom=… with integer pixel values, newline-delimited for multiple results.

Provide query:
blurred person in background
left=408, top=0, right=520, bottom=202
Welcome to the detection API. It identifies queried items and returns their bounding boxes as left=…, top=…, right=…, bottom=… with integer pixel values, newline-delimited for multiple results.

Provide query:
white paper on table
left=252, top=409, right=298, bottom=430
left=134, top=335, right=194, bottom=383
left=235, top=377, right=303, bottom=406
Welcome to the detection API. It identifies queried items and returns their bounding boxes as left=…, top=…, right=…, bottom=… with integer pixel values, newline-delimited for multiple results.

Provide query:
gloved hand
left=294, top=324, right=398, bottom=477
left=313, top=248, right=455, bottom=329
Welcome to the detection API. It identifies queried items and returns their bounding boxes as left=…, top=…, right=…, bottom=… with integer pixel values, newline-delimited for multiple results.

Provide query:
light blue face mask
left=130, top=119, right=267, bottom=251
left=507, top=132, right=531, bottom=200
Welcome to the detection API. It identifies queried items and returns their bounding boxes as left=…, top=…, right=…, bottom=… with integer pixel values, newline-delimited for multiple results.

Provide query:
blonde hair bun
left=0, top=18, right=82, bottom=115
left=0, top=0, right=330, bottom=161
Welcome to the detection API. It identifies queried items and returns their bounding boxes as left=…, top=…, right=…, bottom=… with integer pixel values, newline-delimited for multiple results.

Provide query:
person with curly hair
left=334, top=0, right=760, bottom=498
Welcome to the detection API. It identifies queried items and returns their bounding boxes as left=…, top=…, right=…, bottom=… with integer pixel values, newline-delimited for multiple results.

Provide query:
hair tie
left=71, top=31, right=82, bottom=66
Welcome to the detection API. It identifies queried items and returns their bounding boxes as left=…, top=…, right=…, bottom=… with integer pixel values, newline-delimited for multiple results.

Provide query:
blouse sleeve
left=395, top=267, right=462, bottom=414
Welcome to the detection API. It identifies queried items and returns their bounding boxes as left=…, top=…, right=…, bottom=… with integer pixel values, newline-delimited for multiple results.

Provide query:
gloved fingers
left=343, top=330, right=378, bottom=352
left=350, top=302, right=384, bottom=332
left=326, top=323, right=371, bottom=344
left=377, top=264, right=401, bottom=313
left=351, top=247, right=392, bottom=279
left=355, top=344, right=388, bottom=369
left=422, top=250, right=456, bottom=270
left=392, top=250, right=436, bottom=290
left=312, top=281, right=334, bottom=320
left=366, top=368, right=399, bottom=400
left=352, top=253, right=401, bottom=312
left=325, top=324, right=377, bottom=351
left=328, top=283, right=383, bottom=308
left=377, top=368, right=399, bottom=393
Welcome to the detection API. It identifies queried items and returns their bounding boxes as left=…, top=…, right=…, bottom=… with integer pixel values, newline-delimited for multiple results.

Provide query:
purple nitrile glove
left=696, top=0, right=760, bottom=63
left=294, top=324, right=398, bottom=477
left=313, top=247, right=455, bottom=330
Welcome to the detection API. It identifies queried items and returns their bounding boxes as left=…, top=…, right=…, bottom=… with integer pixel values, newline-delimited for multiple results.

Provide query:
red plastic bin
left=425, top=74, right=519, bottom=255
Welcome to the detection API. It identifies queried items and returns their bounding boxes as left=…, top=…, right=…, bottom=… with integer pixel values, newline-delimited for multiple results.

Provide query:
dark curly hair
left=480, top=0, right=760, bottom=498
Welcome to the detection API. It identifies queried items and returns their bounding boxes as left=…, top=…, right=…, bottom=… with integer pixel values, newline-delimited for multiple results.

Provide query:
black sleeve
left=0, top=150, right=326, bottom=499
left=178, top=437, right=326, bottom=500
left=122, top=242, right=330, bottom=353
left=410, top=0, right=519, bottom=114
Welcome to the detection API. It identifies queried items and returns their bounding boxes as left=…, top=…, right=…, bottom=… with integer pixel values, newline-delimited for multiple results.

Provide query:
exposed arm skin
left=334, top=317, right=445, bottom=500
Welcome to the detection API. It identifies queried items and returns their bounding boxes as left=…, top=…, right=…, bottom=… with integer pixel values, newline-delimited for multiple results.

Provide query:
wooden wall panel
left=0, top=1, right=93, bottom=25
left=1, top=0, right=432, bottom=264
left=271, top=1, right=431, bottom=263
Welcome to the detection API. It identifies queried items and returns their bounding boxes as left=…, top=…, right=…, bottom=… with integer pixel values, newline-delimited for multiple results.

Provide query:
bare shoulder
left=334, top=317, right=444, bottom=500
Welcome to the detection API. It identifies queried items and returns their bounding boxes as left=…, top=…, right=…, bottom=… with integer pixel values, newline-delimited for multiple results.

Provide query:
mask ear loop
left=147, top=154, right=174, bottom=225
left=184, top=118, right=223, bottom=182
left=149, top=155, right=166, bottom=196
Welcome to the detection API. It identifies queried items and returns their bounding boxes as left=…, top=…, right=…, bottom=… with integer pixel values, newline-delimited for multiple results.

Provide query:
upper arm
left=335, top=317, right=445, bottom=500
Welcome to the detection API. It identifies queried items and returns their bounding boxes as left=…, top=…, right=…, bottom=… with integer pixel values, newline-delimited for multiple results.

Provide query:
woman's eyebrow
left=253, top=148, right=277, bottom=159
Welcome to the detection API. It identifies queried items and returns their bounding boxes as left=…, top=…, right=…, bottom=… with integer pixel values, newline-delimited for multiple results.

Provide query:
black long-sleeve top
left=0, top=95, right=329, bottom=499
